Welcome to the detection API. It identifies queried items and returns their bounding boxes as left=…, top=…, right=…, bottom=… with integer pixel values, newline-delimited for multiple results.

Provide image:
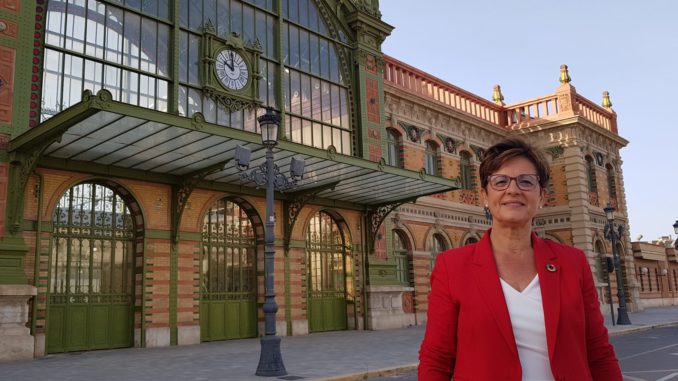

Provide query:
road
left=373, top=325, right=678, bottom=381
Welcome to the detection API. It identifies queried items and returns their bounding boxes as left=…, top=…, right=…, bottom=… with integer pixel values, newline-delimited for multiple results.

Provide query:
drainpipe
left=361, top=212, right=369, bottom=330
left=31, top=172, right=43, bottom=338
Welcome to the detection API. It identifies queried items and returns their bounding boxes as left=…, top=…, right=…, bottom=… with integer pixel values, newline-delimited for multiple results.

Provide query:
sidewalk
left=1, top=306, right=677, bottom=381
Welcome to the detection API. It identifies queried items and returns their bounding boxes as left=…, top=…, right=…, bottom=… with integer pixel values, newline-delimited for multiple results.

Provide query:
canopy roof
left=11, top=90, right=458, bottom=206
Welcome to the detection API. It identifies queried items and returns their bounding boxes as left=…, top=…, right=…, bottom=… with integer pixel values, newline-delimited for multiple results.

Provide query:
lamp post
left=603, top=203, right=632, bottom=325
left=235, top=107, right=305, bottom=377
left=673, top=220, right=678, bottom=249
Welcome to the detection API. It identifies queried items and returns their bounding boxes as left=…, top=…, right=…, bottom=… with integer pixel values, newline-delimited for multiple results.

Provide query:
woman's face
left=480, top=156, right=545, bottom=229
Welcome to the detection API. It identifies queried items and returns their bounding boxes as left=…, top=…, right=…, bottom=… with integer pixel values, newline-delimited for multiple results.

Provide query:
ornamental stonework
left=0, top=46, right=15, bottom=123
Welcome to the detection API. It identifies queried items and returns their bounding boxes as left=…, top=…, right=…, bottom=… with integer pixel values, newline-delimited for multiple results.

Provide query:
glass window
left=85, top=1, right=106, bottom=59
left=586, top=156, right=597, bottom=192
left=51, top=183, right=134, bottom=298
left=386, top=129, right=401, bottom=167
left=282, top=1, right=352, bottom=154
left=392, top=230, right=410, bottom=285
left=460, top=151, right=473, bottom=190
left=606, top=164, right=617, bottom=200
left=307, top=211, right=346, bottom=294
left=42, top=1, right=171, bottom=120
left=425, top=141, right=439, bottom=176
left=64, top=0, right=86, bottom=54
left=428, top=233, right=447, bottom=273
left=428, top=233, right=447, bottom=254
left=43, top=0, right=351, bottom=155
left=201, top=199, right=256, bottom=295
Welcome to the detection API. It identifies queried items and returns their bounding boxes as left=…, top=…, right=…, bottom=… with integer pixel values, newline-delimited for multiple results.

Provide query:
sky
left=379, top=0, right=678, bottom=242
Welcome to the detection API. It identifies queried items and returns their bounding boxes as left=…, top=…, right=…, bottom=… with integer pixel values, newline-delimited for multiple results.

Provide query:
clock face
left=215, top=49, right=249, bottom=91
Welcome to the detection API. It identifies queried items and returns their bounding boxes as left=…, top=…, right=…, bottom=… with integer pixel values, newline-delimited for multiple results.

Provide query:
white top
left=500, top=275, right=555, bottom=381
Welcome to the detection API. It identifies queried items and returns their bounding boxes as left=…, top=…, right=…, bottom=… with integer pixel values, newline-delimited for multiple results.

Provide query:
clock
left=214, top=49, right=249, bottom=91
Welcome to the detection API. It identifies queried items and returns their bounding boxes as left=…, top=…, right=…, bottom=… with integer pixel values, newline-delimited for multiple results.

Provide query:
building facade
left=0, top=0, right=669, bottom=361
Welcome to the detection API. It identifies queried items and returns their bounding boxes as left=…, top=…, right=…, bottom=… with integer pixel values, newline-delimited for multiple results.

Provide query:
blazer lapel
left=533, top=233, right=561, bottom=363
left=473, top=231, right=519, bottom=359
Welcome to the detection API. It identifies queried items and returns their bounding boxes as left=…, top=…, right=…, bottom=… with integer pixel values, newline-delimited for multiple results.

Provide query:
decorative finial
left=602, top=91, right=612, bottom=108
left=492, top=85, right=505, bottom=105
left=559, top=64, right=571, bottom=84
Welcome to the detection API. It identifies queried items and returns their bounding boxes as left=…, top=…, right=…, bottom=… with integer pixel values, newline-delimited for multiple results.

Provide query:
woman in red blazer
left=418, top=137, right=622, bottom=380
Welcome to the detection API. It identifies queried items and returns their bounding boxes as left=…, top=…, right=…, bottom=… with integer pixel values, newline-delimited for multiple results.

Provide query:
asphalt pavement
left=1, top=305, right=677, bottom=381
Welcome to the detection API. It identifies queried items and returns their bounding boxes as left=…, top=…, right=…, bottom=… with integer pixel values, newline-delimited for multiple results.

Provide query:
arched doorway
left=47, top=183, right=136, bottom=353
left=200, top=198, right=258, bottom=341
left=307, top=211, right=348, bottom=332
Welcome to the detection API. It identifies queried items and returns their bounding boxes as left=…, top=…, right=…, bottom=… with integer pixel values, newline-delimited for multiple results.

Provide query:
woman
left=418, top=137, right=622, bottom=380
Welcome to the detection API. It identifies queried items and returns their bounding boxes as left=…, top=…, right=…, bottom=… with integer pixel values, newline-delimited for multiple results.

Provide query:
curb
left=313, top=322, right=678, bottom=381
left=607, top=321, right=678, bottom=337
left=312, top=363, right=418, bottom=381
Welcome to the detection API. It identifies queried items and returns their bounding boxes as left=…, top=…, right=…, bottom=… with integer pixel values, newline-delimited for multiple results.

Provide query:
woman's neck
left=489, top=225, right=533, bottom=256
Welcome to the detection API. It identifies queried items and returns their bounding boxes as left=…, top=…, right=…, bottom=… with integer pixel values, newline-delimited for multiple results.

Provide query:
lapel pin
left=546, top=263, right=557, bottom=272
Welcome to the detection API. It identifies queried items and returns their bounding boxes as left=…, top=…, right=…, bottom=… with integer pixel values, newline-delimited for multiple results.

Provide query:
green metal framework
left=307, top=211, right=347, bottom=332
left=200, top=198, right=257, bottom=341
left=47, top=182, right=135, bottom=353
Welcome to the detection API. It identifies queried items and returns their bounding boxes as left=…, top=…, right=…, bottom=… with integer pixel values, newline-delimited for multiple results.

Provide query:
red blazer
left=418, top=231, right=622, bottom=381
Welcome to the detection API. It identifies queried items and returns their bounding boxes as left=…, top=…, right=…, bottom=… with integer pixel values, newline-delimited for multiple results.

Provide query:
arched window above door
left=460, top=151, right=473, bottom=190
left=386, top=128, right=402, bottom=167
left=425, top=141, right=440, bottom=176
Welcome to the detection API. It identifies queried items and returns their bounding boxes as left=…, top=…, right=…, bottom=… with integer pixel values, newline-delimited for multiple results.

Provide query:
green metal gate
left=47, top=183, right=135, bottom=353
left=200, top=199, right=257, bottom=341
left=307, top=211, right=347, bottom=332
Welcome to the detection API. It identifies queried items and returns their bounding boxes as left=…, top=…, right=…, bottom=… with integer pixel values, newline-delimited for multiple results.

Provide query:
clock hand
left=224, top=52, right=234, bottom=71
left=228, top=51, right=236, bottom=71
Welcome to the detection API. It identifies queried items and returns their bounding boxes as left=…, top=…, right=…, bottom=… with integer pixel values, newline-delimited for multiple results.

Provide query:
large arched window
left=425, top=141, right=439, bottom=176
left=392, top=230, right=411, bottom=285
left=42, top=0, right=352, bottom=154
left=460, top=151, right=473, bottom=190
left=386, top=128, right=402, bottom=167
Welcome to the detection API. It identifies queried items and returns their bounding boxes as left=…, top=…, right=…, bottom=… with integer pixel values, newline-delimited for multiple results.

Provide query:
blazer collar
left=473, top=230, right=561, bottom=362
left=473, top=230, right=518, bottom=359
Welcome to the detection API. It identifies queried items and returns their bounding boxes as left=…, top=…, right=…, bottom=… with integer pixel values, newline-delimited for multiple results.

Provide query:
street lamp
left=673, top=220, right=678, bottom=249
left=235, top=107, right=305, bottom=377
left=603, top=203, right=632, bottom=325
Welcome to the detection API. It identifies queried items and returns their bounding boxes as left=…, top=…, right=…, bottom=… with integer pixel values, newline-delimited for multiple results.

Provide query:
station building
left=1, top=0, right=674, bottom=361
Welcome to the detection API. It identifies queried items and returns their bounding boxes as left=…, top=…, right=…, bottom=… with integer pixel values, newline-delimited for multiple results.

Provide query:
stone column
left=0, top=284, right=37, bottom=361
left=563, top=145, right=594, bottom=254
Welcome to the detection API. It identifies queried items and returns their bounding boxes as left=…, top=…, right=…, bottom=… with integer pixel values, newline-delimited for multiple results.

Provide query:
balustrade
left=383, top=56, right=618, bottom=134
left=384, top=56, right=503, bottom=127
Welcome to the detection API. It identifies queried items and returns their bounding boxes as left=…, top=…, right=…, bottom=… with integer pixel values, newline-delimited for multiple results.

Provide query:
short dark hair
left=479, top=137, right=550, bottom=189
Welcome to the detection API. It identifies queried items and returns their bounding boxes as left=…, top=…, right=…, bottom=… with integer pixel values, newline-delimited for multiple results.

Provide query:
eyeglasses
left=487, top=174, right=540, bottom=191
